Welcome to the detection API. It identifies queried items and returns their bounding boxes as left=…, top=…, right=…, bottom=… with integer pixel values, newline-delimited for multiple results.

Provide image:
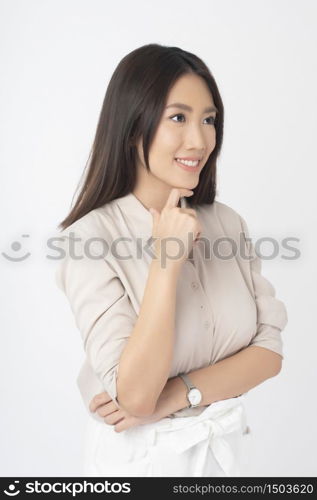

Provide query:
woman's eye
left=205, top=116, right=216, bottom=125
left=170, top=113, right=186, bottom=123
left=170, top=114, right=216, bottom=125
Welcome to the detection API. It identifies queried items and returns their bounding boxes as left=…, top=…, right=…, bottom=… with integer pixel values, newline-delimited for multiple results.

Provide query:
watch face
left=188, top=388, right=202, bottom=406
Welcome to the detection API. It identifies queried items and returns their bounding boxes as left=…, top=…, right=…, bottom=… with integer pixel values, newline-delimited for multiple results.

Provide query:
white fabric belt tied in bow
left=144, top=395, right=248, bottom=477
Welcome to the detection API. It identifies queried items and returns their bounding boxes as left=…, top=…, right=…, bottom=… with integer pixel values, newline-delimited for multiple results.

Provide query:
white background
left=0, top=0, right=316, bottom=476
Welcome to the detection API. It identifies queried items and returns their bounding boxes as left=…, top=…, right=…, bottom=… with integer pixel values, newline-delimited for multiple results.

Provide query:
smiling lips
left=175, top=158, right=201, bottom=171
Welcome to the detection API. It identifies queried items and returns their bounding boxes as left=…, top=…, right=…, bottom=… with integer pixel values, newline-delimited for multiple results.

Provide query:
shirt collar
left=115, top=192, right=199, bottom=263
left=117, top=192, right=189, bottom=222
left=115, top=192, right=189, bottom=240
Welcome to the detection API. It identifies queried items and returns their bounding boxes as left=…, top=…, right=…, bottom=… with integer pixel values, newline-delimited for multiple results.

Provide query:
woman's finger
left=180, top=208, right=197, bottom=217
left=104, top=409, right=126, bottom=425
left=114, top=416, right=140, bottom=433
left=89, top=391, right=112, bottom=412
left=96, top=401, right=119, bottom=418
left=165, top=188, right=193, bottom=209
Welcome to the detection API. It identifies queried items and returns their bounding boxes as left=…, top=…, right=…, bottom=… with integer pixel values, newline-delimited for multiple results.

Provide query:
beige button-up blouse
left=55, top=193, right=288, bottom=422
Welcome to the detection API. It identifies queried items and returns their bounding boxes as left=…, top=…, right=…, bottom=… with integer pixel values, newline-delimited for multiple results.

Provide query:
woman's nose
left=183, top=124, right=208, bottom=150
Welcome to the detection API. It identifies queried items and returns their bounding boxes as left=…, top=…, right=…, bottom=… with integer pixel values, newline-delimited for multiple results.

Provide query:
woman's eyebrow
left=165, top=102, right=218, bottom=113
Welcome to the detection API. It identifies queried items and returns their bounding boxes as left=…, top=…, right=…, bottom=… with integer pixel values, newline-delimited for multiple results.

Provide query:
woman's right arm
left=116, top=188, right=201, bottom=417
left=117, top=258, right=180, bottom=417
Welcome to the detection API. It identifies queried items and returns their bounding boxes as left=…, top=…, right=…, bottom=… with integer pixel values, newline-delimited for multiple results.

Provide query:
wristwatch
left=179, top=373, right=202, bottom=408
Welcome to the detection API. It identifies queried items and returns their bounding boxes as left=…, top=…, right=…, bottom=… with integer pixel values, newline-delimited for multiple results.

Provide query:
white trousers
left=81, top=395, right=251, bottom=477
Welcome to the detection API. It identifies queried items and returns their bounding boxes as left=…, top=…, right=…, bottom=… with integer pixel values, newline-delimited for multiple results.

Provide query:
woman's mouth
left=174, top=158, right=201, bottom=172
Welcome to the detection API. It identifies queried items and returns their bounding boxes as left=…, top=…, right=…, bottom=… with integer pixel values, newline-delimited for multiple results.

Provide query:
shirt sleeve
left=55, top=229, right=138, bottom=408
left=239, top=215, right=288, bottom=359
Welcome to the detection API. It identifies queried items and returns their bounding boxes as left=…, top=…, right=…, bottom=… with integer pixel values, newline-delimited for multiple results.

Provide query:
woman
left=55, top=43, right=288, bottom=477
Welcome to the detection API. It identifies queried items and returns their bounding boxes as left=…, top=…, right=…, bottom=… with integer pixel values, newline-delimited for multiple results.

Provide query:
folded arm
left=154, top=345, right=282, bottom=417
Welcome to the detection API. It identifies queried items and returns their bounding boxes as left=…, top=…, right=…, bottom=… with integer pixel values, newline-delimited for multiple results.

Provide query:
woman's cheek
left=160, top=123, right=181, bottom=143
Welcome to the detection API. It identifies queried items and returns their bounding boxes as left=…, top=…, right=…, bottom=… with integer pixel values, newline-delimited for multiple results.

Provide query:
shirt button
left=191, top=281, right=199, bottom=290
left=204, top=320, right=211, bottom=329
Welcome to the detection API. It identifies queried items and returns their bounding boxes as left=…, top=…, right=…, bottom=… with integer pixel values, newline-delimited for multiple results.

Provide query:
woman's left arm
left=90, top=344, right=281, bottom=432
left=159, top=344, right=282, bottom=414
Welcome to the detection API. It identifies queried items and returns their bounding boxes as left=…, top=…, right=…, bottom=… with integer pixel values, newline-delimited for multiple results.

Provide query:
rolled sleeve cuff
left=249, top=324, right=284, bottom=359
left=101, top=365, right=122, bottom=410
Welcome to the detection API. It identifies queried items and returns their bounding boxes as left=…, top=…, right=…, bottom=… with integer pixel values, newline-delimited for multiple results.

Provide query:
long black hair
left=58, top=43, right=224, bottom=230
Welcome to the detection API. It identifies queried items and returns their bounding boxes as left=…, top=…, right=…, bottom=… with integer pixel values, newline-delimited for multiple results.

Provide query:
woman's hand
left=149, top=188, right=202, bottom=266
left=89, top=391, right=166, bottom=433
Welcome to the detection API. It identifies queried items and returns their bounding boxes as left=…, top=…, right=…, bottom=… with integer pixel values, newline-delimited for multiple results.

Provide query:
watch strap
left=179, top=373, right=195, bottom=391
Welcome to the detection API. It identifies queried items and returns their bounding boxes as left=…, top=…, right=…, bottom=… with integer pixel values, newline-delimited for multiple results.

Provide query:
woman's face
left=136, top=73, right=217, bottom=194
